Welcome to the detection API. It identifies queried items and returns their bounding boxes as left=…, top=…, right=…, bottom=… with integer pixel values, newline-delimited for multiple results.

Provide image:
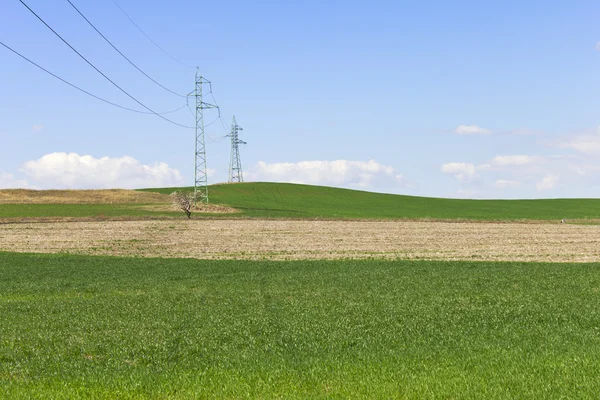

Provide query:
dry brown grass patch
left=139, top=203, right=239, bottom=214
left=0, top=189, right=170, bottom=204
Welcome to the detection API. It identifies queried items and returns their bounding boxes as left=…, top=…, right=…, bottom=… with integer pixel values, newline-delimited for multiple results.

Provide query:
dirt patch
left=141, top=203, right=239, bottom=214
left=0, top=189, right=169, bottom=204
left=1, top=220, right=599, bottom=262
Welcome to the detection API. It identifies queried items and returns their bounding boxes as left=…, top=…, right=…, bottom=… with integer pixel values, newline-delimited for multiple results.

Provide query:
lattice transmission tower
left=227, top=115, right=246, bottom=183
left=187, top=68, right=217, bottom=204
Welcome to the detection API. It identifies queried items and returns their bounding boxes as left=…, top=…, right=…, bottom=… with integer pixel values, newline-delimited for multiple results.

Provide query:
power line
left=186, top=102, right=225, bottom=143
left=66, top=0, right=186, bottom=98
left=110, top=0, right=195, bottom=69
left=208, top=89, right=232, bottom=136
left=18, top=0, right=193, bottom=129
left=0, top=40, right=186, bottom=115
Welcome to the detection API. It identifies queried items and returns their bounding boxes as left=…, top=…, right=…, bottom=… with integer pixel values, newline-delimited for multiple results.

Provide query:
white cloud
left=536, top=174, right=559, bottom=191
left=440, top=124, right=600, bottom=196
left=556, top=129, right=600, bottom=155
left=495, top=179, right=520, bottom=189
left=441, top=154, right=568, bottom=195
left=454, top=125, right=492, bottom=135
left=568, top=163, right=600, bottom=176
left=32, top=124, right=44, bottom=132
left=0, top=172, right=30, bottom=189
left=596, top=42, right=600, bottom=51
left=440, top=162, right=478, bottom=183
left=21, top=152, right=183, bottom=189
left=246, top=160, right=406, bottom=189
left=492, top=155, right=541, bottom=166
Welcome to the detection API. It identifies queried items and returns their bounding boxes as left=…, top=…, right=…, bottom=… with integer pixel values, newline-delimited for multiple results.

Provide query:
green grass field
left=2, top=252, right=600, bottom=398
left=0, top=203, right=178, bottom=219
left=2, top=182, right=600, bottom=220
left=148, top=182, right=600, bottom=220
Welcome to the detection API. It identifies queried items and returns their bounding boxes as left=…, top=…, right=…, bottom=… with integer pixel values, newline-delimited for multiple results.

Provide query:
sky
left=1, top=0, right=600, bottom=198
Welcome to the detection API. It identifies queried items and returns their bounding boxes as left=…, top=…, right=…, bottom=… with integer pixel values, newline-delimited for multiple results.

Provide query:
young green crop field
left=148, top=182, right=600, bottom=220
left=0, top=203, right=178, bottom=219
left=2, top=252, right=600, bottom=399
left=2, top=182, right=600, bottom=221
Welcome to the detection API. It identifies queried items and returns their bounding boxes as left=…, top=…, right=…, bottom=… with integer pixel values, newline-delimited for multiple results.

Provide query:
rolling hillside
left=141, top=182, right=600, bottom=221
left=2, top=182, right=599, bottom=220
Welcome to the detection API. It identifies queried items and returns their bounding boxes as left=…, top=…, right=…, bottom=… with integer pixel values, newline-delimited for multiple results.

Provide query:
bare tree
left=170, top=191, right=196, bottom=219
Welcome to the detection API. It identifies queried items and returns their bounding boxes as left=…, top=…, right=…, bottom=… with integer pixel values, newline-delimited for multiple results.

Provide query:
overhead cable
left=0, top=40, right=186, bottom=115
left=208, top=89, right=232, bottom=136
left=18, top=0, right=193, bottom=129
left=186, top=101, right=225, bottom=143
left=66, top=0, right=186, bottom=98
left=110, top=0, right=195, bottom=69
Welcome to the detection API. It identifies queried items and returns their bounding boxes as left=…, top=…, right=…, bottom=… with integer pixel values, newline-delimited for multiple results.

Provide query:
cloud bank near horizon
left=17, top=152, right=183, bottom=189
left=245, top=159, right=407, bottom=190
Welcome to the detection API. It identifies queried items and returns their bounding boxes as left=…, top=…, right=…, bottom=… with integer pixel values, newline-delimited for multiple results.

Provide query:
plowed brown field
left=1, top=220, right=599, bottom=262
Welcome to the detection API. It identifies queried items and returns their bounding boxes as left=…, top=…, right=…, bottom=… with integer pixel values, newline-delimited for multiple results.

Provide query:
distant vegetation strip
left=2, top=252, right=600, bottom=398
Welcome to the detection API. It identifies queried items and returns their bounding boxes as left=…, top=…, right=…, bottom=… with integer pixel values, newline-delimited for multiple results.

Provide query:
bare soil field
left=1, top=220, right=599, bottom=262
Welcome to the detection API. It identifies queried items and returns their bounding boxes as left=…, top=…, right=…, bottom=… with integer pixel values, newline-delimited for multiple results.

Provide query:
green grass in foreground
left=2, top=253, right=600, bottom=398
left=143, top=182, right=600, bottom=220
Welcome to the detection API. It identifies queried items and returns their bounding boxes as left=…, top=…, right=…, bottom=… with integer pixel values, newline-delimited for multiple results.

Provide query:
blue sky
left=1, top=0, right=600, bottom=198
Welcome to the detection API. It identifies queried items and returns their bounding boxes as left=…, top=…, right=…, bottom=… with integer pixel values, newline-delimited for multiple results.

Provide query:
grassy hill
left=142, top=182, right=600, bottom=221
left=1, top=182, right=599, bottom=221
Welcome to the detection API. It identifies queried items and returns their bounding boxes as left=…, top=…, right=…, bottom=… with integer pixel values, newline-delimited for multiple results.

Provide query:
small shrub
left=170, top=191, right=196, bottom=219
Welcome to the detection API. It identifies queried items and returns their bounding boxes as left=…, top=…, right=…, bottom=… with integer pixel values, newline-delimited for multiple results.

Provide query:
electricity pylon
left=227, top=115, right=246, bottom=183
left=188, top=68, right=217, bottom=204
